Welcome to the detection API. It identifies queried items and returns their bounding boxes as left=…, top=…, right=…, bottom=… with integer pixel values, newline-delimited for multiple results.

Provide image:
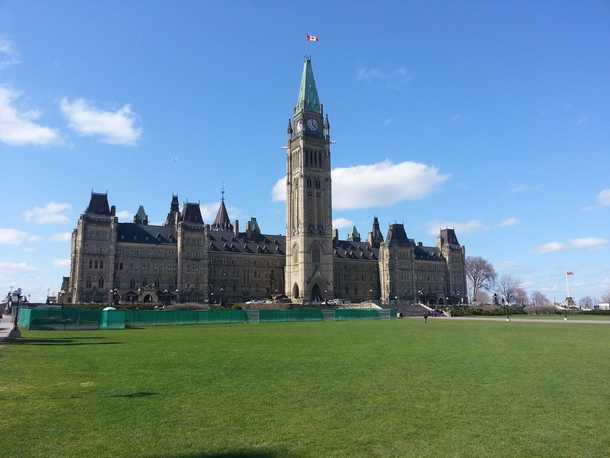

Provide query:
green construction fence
left=15, top=307, right=395, bottom=330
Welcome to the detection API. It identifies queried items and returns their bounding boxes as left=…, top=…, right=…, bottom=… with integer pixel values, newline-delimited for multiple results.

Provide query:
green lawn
left=1, top=319, right=609, bottom=457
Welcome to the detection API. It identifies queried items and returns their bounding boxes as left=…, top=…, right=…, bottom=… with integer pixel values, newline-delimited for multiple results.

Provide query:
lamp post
left=46, top=287, right=50, bottom=305
left=369, top=289, right=373, bottom=305
left=504, top=298, right=510, bottom=321
left=8, top=289, right=22, bottom=338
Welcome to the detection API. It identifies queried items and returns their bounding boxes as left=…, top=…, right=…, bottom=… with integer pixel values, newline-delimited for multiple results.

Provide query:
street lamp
left=504, top=298, right=510, bottom=321
left=8, top=289, right=22, bottom=338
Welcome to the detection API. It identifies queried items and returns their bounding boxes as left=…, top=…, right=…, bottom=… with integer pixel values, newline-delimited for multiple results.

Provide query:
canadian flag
left=566, top=271, right=574, bottom=275
left=306, top=35, right=319, bottom=42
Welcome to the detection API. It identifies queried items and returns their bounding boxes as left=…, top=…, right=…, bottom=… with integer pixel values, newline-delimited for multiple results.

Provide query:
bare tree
left=602, top=288, right=610, bottom=303
left=515, top=287, right=529, bottom=306
left=498, top=274, right=522, bottom=304
left=531, top=291, right=550, bottom=305
left=579, top=296, right=596, bottom=309
left=473, top=290, right=491, bottom=304
left=466, top=256, right=497, bottom=304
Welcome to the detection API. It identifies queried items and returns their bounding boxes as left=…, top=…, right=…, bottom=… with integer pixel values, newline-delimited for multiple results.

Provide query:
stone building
left=65, top=56, right=467, bottom=306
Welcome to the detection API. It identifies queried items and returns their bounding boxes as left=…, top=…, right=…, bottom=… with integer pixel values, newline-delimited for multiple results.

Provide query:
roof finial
left=221, top=181, right=225, bottom=202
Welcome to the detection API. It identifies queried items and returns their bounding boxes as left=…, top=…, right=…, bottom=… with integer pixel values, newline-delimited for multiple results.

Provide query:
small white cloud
left=597, top=189, right=610, bottom=206
left=499, top=217, right=519, bottom=227
left=115, top=210, right=132, bottom=220
left=0, top=261, right=44, bottom=274
left=48, top=232, right=72, bottom=242
left=575, top=117, right=588, bottom=126
left=60, top=98, right=142, bottom=145
left=332, top=218, right=354, bottom=230
left=23, top=202, right=71, bottom=224
left=0, top=86, right=62, bottom=146
left=426, top=219, right=488, bottom=235
left=0, top=36, right=20, bottom=68
left=356, top=67, right=384, bottom=80
left=0, top=228, right=28, bottom=245
left=272, top=160, right=449, bottom=210
left=569, top=238, right=608, bottom=250
left=532, top=241, right=567, bottom=254
left=27, top=235, right=44, bottom=243
left=383, top=118, right=394, bottom=125
left=52, top=258, right=71, bottom=267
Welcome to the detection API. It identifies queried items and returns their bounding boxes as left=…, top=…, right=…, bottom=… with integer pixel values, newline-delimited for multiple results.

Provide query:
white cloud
left=0, top=228, right=28, bottom=245
left=575, top=117, right=588, bottom=126
left=60, top=98, right=142, bottom=145
left=48, top=232, right=72, bottom=242
left=532, top=241, right=567, bottom=254
left=332, top=218, right=354, bottom=229
left=356, top=66, right=412, bottom=88
left=356, top=67, right=384, bottom=80
left=0, top=261, right=44, bottom=275
left=569, top=238, right=608, bottom=250
left=532, top=238, right=608, bottom=254
left=0, top=86, right=62, bottom=146
left=271, top=160, right=449, bottom=210
left=23, top=202, right=71, bottom=224
left=0, top=36, right=20, bottom=68
left=426, top=219, right=488, bottom=235
left=597, top=189, right=610, bottom=206
left=27, top=235, right=44, bottom=243
left=499, top=217, right=519, bottom=227
left=52, top=258, right=71, bottom=267
left=115, top=210, right=132, bottom=220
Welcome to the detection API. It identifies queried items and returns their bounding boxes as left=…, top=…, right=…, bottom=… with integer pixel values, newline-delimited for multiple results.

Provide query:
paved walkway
left=0, top=313, right=16, bottom=342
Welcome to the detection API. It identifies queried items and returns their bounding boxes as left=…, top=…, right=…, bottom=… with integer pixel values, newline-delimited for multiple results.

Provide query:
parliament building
left=64, top=57, right=467, bottom=307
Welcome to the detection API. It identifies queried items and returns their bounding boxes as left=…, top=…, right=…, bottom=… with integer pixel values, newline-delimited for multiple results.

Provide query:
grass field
left=1, top=318, right=610, bottom=457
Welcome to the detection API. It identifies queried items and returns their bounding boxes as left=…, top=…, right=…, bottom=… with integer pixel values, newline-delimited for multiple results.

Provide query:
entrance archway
left=292, top=283, right=299, bottom=300
left=311, top=284, right=321, bottom=302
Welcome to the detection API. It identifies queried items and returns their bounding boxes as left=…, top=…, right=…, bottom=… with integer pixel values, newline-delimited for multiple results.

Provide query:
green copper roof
left=136, top=205, right=147, bottom=219
left=296, top=56, right=321, bottom=113
left=348, top=226, right=360, bottom=238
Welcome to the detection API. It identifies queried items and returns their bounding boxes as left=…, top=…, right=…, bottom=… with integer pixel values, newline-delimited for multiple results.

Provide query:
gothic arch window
left=292, top=244, right=299, bottom=267
left=94, top=260, right=99, bottom=269
left=130, top=278, right=136, bottom=289
left=100, top=260, right=103, bottom=269
left=89, top=260, right=93, bottom=269
left=154, top=278, right=160, bottom=289
left=312, top=245, right=321, bottom=263
left=143, top=278, right=148, bottom=287
left=114, top=277, right=121, bottom=289
left=98, top=276, right=104, bottom=289
left=86, top=276, right=92, bottom=288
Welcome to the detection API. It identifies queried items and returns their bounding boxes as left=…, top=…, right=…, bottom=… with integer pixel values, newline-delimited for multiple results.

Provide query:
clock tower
left=285, top=56, right=333, bottom=303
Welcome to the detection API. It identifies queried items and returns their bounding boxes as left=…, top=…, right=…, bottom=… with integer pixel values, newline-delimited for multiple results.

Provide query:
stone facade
left=64, top=57, right=467, bottom=306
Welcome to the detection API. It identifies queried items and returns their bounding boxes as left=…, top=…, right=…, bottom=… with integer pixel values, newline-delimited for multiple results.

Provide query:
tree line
left=465, top=256, right=610, bottom=307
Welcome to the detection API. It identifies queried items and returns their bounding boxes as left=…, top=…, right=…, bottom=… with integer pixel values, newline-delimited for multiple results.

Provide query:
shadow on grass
left=149, top=452, right=294, bottom=458
left=4, top=336, right=124, bottom=346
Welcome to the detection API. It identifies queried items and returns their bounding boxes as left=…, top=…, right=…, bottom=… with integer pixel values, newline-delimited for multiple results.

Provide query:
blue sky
left=1, top=1, right=609, bottom=303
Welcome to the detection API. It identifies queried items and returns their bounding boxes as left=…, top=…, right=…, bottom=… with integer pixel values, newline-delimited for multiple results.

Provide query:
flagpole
left=565, top=272, right=570, bottom=298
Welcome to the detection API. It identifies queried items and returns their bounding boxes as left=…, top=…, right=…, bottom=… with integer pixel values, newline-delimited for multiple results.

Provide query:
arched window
left=154, top=278, right=160, bottom=289
left=130, top=278, right=136, bottom=289
left=89, top=260, right=93, bottom=269
left=312, top=245, right=320, bottom=263
left=114, top=277, right=121, bottom=289
left=86, top=276, right=92, bottom=288
left=98, top=276, right=104, bottom=288
left=94, top=260, right=99, bottom=269
left=142, top=278, right=148, bottom=287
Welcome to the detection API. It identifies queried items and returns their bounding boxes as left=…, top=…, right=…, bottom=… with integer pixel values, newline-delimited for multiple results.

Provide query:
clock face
left=296, top=120, right=303, bottom=132
left=307, top=118, right=318, bottom=131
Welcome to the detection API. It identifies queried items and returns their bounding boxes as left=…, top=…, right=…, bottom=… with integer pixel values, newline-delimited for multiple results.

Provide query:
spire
left=211, top=183, right=233, bottom=232
left=347, top=226, right=361, bottom=242
left=368, top=216, right=384, bottom=248
left=133, top=205, right=148, bottom=225
left=164, top=195, right=180, bottom=226
left=296, top=56, right=321, bottom=113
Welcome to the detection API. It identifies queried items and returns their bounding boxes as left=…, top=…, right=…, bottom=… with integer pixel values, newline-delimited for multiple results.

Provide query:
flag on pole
left=306, top=35, right=319, bottom=42
left=566, top=271, right=574, bottom=275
